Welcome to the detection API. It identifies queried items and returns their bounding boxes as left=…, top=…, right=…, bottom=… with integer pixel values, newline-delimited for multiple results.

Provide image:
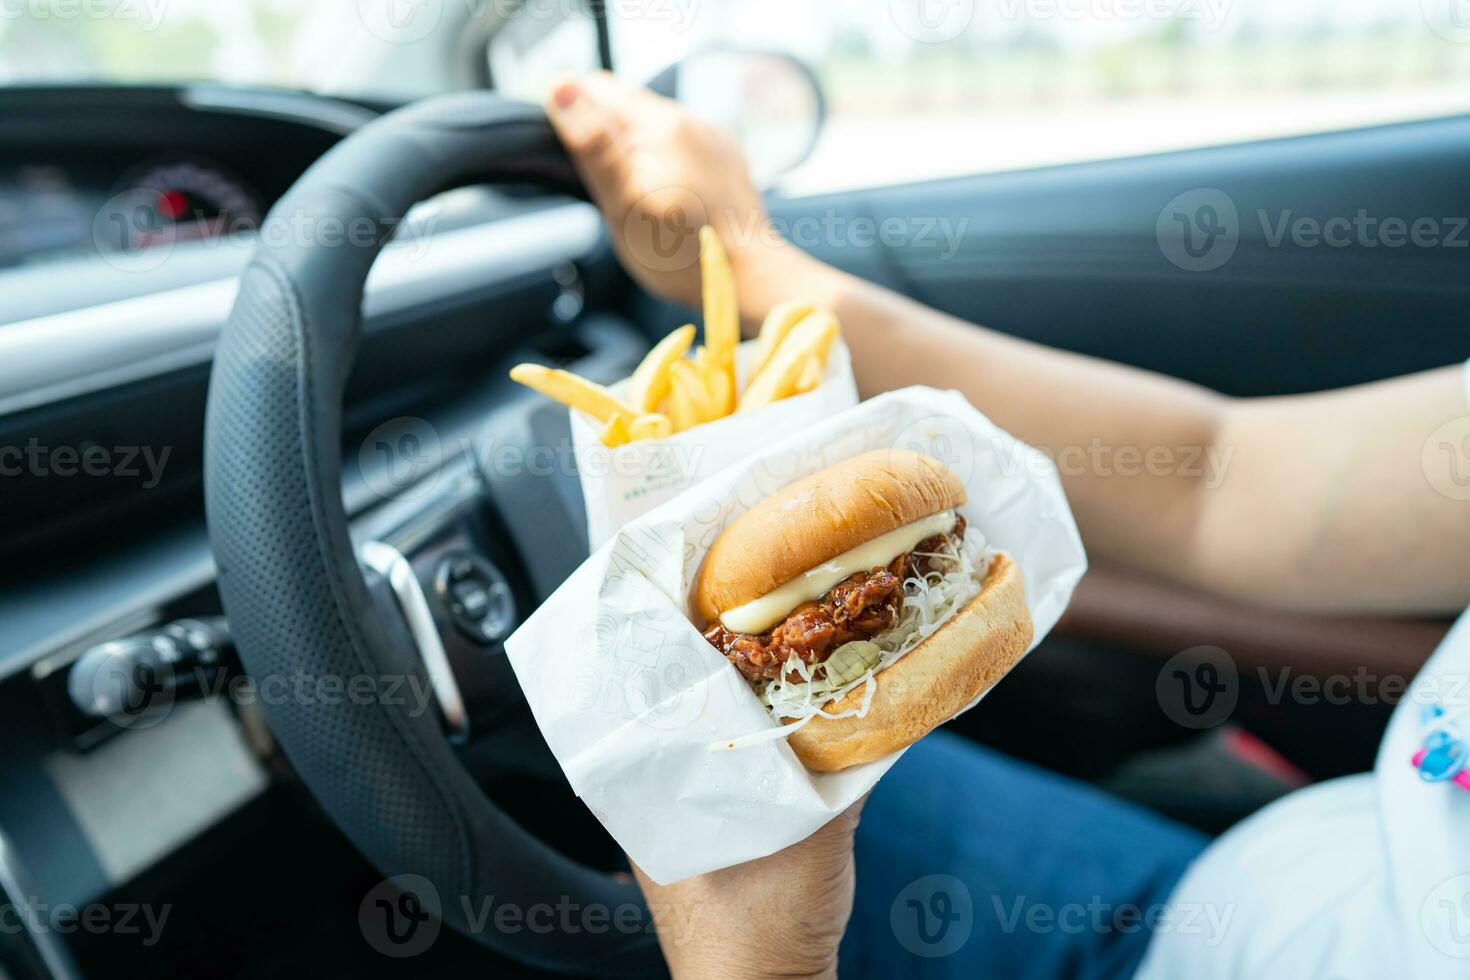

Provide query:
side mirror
left=648, top=49, right=826, bottom=186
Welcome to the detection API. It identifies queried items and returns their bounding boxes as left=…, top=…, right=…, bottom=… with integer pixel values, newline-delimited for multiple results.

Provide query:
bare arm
left=752, top=254, right=1470, bottom=615
left=549, top=73, right=1470, bottom=616
left=541, top=69, right=1470, bottom=980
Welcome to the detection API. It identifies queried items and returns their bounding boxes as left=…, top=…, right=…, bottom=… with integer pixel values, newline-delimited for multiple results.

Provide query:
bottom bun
left=786, top=552, right=1033, bottom=773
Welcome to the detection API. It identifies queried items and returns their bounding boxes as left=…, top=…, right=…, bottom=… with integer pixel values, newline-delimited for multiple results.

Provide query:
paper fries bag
left=570, top=339, right=858, bottom=550
left=506, top=386, right=1088, bottom=884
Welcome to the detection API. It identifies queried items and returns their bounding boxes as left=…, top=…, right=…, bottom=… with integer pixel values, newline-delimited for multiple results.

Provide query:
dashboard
left=0, top=155, right=262, bottom=269
left=0, top=85, right=371, bottom=270
left=0, top=82, right=644, bottom=978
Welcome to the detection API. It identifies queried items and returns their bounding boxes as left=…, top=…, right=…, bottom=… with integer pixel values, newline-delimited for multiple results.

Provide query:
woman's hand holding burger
left=630, top=798, right=864, bottom=980
left=547, top=72, right=863, bottom=980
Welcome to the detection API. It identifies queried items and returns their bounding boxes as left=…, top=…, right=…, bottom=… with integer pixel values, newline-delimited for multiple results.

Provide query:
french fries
left=509, top=225, right=842, bottom=445
left=738, top=311, right=839, bottom=414
left=698, top=226, right=739, bottom=413
left=793, top=354, right=825, bottom=395
left=604, top=411, right=674, bottom=447
left=600, top=411, right=633, bottom=448
left=668, top=358, right=722, bottom=431
left=750, top=302, right=814, bottom=385
left=626, top=324, right=695, bottom=413
left=693, top=346, right=734, bottom=423
left=629, top=413, right=674, bottom=441
left=508, top=364, right=636, bottom=422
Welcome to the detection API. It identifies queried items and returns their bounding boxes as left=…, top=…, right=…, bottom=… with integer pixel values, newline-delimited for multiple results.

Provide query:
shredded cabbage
left=757, top=526, right=992, bottom=723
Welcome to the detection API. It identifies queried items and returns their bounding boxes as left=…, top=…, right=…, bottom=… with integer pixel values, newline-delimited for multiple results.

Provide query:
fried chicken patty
left=703, top=516, right=966, bottom=683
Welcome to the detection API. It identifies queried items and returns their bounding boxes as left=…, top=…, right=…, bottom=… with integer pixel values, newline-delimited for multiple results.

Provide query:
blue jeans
left=840, top=732, right=1207, bottom=979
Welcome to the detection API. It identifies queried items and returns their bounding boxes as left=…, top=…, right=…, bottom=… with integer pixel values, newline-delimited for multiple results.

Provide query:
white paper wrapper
left=571, top=338, right=858, bottom=550
left=506, top=386, right=1088, bottom=884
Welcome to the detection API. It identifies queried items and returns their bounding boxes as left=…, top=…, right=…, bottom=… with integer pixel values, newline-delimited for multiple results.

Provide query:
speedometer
left=99, top=159, right=263, bottom=254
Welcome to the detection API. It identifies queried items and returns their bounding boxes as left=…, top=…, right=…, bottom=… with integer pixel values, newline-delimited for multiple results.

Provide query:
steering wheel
left=202, top=93, right=663, bottom=976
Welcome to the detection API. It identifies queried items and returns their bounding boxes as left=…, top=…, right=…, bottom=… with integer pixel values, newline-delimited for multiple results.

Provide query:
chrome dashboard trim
left=360, top=540, right=470, bottom=744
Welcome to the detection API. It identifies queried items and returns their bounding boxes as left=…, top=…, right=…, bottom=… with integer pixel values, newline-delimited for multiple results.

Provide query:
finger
left=578, top=71, right=687, bottom=151
left=546, top=75, right=621, bottom=154
left=545, top=76, right=630, bottom=210
left=574, top=69, right=673, bottom=113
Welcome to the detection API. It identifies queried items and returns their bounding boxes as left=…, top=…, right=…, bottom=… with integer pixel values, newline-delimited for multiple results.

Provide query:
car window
left=610, top=0, right=1470, bottom=195
left=487, top=2, right=602, bottom=103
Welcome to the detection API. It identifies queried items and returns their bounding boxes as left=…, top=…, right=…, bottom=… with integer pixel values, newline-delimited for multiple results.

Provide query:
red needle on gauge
left=156, top=189, right=188, bottom=220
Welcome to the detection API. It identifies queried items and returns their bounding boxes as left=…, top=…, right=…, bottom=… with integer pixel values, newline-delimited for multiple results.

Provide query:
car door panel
left=764, top=118, right=1468, bottom=787
left=771, top=115, right=1470, bottom=396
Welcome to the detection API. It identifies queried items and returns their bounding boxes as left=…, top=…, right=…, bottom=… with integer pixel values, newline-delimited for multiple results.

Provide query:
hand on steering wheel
left=545, top=72, right=821, bottom=325
left=204, top=92, right=659, bottom=977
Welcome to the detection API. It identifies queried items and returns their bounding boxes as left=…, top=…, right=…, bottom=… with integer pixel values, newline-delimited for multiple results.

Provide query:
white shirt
left=1137, top=362, right=1470, bottom=979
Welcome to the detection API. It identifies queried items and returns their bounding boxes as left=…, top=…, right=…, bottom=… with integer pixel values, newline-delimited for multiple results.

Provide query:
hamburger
left=696, top=449, right=1033, bottom=771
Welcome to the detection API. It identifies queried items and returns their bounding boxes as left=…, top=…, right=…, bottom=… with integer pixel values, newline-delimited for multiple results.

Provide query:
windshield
left=0, top=0, right=455, bottom=97
left=610, top=0, right=1470, bottom=194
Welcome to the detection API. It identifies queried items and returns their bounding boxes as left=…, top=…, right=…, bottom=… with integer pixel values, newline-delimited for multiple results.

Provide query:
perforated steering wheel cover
left=204, top=93, right=661, bottom=975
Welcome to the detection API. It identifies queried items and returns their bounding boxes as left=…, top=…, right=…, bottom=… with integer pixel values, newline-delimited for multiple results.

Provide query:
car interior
left=1, top=3, right=1467, bottom=978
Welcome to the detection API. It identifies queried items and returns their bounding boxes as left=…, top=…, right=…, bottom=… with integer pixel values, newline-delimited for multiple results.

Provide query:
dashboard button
left=435, top=552, right=515, bottom=647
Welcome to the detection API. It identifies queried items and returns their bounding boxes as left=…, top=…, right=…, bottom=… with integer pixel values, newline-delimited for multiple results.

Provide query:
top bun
left=694, top=449, right=967, bottom=625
